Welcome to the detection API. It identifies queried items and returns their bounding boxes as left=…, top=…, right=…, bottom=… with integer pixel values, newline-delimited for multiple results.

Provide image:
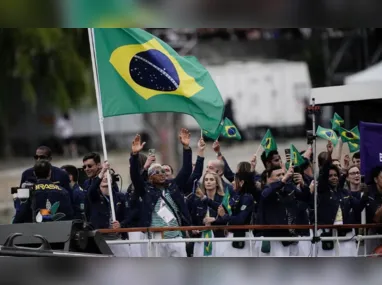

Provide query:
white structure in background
left=69, top=60, right=311, bottom=137
left=345, top=61, right=382, bottom=84
left=183, top=60, right=311, bottom=130
left=312, top=61, right=382, bottom=105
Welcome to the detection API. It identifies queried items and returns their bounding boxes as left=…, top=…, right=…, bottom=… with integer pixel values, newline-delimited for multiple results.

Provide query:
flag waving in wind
left=339, top=126, right=360, bottom=143
left=290, top=144, right=305, bottom=167
left=203, top=120, right=224, bottom=140
left=221, top=118, right=241, bottom=140
left=348, top=141, right=360, bottom=153
left=204, top=117, right=241, bottom=141
left=316, top=126, right=339, bottom=146
left=260, top=129, right=277, bottom=155
left=331, top=113, right=344, bottom=132
left=93, top=28, right=224, bottom=133
left=286, top=144, right=305, bottom=169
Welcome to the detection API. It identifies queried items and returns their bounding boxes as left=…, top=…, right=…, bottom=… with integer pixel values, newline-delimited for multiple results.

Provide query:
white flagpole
left=87, top=28, right=116, bottom=222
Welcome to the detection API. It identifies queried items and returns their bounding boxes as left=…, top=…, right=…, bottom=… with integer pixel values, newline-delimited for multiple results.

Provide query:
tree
left=0, top=28, right=92, bottom=157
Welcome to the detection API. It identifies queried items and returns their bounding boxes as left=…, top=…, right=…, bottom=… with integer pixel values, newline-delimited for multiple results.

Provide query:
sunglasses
left=154, top=169, right=166, bottom=175
left=34, top=155, right=49, bottom=160
left=83, top=164, right=95, bottom=169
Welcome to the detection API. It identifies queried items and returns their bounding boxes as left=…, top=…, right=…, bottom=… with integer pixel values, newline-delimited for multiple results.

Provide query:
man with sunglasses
left=82, top=152, right=120, bottom=193
left=129, top=128, right=192, bottom=257
left=20, top=146, right=71, bottom=198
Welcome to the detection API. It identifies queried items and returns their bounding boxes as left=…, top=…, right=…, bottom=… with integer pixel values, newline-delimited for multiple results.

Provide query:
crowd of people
left=11, top=127, right=382, bottom=257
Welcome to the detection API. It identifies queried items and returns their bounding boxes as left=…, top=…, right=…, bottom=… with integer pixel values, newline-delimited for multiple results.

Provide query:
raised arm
left=213, top=141, right=235, bottom=182
left=129, top=134, right=147, bottom=198
left=174, top=128, right=193, bottom=189
left=87, top=162, right=109, bottom=202
left=184, top=138, right=206, bottom=195
left=261, top=167, right=294, bottom=199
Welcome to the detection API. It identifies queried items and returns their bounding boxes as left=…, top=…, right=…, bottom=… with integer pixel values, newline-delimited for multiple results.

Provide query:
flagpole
left=88, top=28, right=116, bottom=222
left=255, top=144, right=262, bottom=157
left=311, top=98, right=318, bottom=257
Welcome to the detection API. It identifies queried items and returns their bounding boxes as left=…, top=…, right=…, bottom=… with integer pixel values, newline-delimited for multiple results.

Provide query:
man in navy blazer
left=20, top=146, right=72, bottom=197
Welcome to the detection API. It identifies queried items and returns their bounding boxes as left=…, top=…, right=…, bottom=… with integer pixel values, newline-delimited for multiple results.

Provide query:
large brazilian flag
left=93, top=28, right=224, bottom=133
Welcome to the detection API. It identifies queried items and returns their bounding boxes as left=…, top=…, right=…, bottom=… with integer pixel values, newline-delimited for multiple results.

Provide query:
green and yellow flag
left=290, top=144, right=305, bottom=167
left=203, top=117, right=241, bottom=140
left=222, top=186, right=232, bottom=215
left=221, top=118, right=241, bottom=140
left=202, top=230, right=213, bottom=256
left=286, top=144, right=305, bottom=169
left=203, top=120, right=224, bottom=140
left=316, top=126, right=339, bottom=146
left=93, top=28, right=224, bottom=133
left=348, top=141, right=360, bottom=153
left=339, top=126, right=360, bottom=143
left=260, top=129, right=277, bottom=155
left=331, top=113, right=344, bottom=132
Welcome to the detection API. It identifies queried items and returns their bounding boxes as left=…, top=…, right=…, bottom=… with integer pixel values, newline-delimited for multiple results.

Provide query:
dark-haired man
left=352, top=152, right=361, bottom=169
left=261, top=150, right=282, bottom=170
left=258, top=165, right=311, bottom=257
left=13, top=160, right=73, bottom=223
left=20, top=146, right=71, bottom=196
left=82, top=152, right=119, bottom=192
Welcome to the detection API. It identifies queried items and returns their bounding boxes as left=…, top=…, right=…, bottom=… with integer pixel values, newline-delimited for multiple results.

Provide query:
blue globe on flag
left=228, top=127, right=236, bottom=136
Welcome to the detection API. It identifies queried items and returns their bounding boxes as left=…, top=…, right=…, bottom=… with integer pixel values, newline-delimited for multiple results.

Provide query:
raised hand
left=293, top=173, right=304, bottom=187
left=212, top=140, right=220, bottom=153
left=132, top=134, right=146, bottom=154
left=98, top=161, right=110, bottom=179
left=343, top=154, right=350, bottom=169
left=143, top=155, right=156, bottom=170
left=198, top=137, right=206, bottom=151
left=327, top=140, right=333, bottom=154
left=179, top=128, right=190, bottom=148
left=282, top=166, right=294, bottom=183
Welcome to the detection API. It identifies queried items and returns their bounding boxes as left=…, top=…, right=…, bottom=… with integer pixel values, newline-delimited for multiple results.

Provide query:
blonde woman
left=187, top=172, right=227, bottom=257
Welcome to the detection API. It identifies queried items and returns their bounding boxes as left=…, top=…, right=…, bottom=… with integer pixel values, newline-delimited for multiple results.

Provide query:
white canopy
left=310, top=61, right=382, bottom=105
left=345, top=61, right=382, bottom=84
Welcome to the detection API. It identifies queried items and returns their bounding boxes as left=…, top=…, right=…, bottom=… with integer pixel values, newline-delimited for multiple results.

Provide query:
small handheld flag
left=339, top=126, right=360, bottom=143
left=348, top=141, right=360, bottom=153
left=316, top=126, right=339, bottom=146
left=285, top=144, right=305, bottom=169
left=220, top=118, right=241, bottom=140
left=203, top=117, right=241, bottom=141
left=259, top=129, right=277, bottom=156
left=290, top=144, right=305, bottom=167
left=331, top=113, right=344, bottom=132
